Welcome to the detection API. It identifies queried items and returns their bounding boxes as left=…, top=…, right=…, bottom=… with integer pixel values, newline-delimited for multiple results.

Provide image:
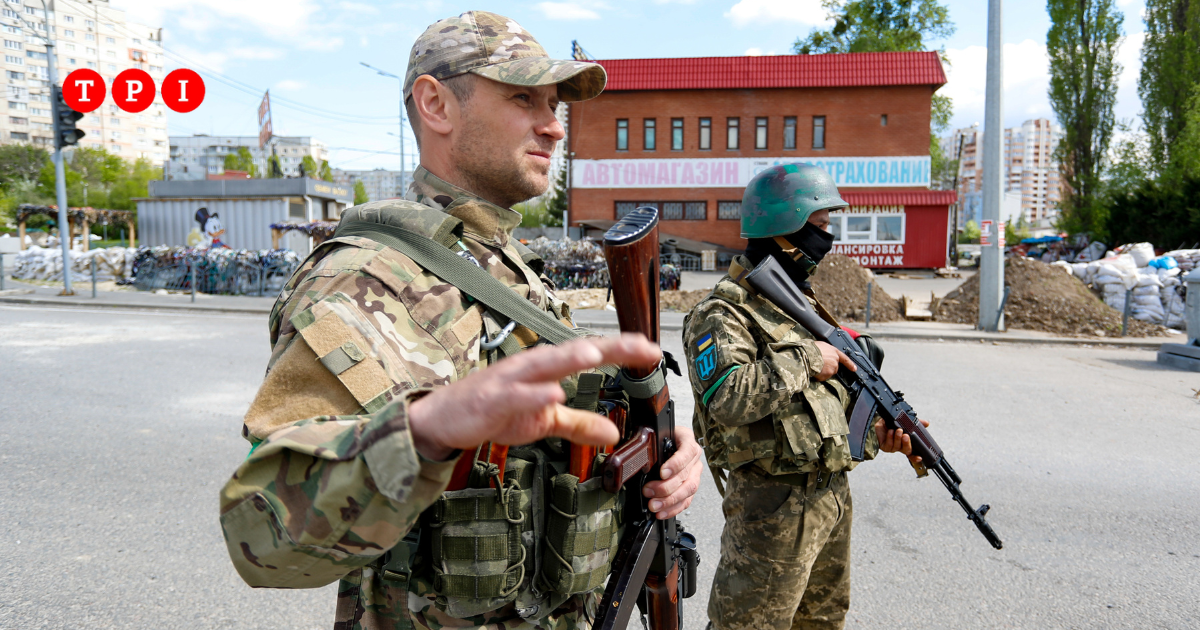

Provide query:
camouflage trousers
left=708, top=466, right=852, bottom=630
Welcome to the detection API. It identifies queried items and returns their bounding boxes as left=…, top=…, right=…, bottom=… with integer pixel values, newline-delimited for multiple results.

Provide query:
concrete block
left=1157, top=343, right=1200, bottom=372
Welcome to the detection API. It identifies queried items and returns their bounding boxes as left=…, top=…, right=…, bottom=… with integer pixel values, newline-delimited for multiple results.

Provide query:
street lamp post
left=360, top=62, right=407, bottom=194
left=39, top=0, right=73, bottom=294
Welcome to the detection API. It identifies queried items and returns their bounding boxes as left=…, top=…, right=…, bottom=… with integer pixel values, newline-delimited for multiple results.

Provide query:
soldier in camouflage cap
left=219, top=10, right=703, bottom=630
left=683, top=165, right=925, bottom=630
left=404, top=11, right=606, bottom=103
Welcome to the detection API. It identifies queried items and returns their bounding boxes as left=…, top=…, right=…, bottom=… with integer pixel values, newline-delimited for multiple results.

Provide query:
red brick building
left=566, top=52, right=957, bottom=269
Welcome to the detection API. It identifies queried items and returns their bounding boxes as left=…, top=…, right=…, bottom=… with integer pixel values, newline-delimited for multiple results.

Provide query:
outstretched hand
left=407, top=334, right=662, bottom=461
left=875, top=417, right=932, bottom=466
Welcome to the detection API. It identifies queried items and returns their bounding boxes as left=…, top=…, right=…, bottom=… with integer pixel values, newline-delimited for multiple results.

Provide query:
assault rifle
left=742, top=255, right=1004, bottom=550
left=593, top=207, right=700, bottom=629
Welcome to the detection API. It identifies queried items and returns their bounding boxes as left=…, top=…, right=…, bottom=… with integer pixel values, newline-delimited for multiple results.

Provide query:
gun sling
left=335, top=220, right=618, bottom=378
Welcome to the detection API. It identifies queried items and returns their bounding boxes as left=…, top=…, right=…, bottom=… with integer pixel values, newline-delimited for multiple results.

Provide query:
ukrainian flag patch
left=694, top=333, right=717, bottom=380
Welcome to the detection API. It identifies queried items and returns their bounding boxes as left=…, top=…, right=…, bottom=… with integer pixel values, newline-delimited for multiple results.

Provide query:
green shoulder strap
left=335, top=220, right=616, bottom=376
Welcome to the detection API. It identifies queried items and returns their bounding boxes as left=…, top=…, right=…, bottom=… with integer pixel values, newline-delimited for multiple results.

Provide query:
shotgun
left=594, top=207, right=699, bottom=630
left=742, top=254, right=1004, bottom=551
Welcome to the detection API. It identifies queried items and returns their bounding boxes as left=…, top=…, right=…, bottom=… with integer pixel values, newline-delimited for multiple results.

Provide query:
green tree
left=267, top=154, right=284, bottom=178
left=300, top=155, right=319, bottom=179
left=1047, top=0, right=1124, bottom=238
left=319, top=159, right=334, bottom=182
left=1006, top=216, right=1033, bottom=244
left=1171, top=84, right=1200, bottom=178
left=544, top=166, right=568, bottom=227
left=1138, top=0, right=1200, bottom=167
left=353, top=180, right=369, bottom=205
left=0, top=144, right=49, bottom=191
left=222, top=147, right=260, bottom=178
left=958, top=219, right=981, bottom=243
left=793, top=0, right=955, bottom=55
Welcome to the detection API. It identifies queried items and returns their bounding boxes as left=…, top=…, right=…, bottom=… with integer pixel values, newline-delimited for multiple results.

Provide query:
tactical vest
left=283, top=199, right=623, bottom=622
left=686, top=271, right=863, bottom=478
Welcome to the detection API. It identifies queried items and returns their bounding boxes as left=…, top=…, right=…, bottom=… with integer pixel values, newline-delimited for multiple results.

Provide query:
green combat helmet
left=741, top=163, right=848, bottom=238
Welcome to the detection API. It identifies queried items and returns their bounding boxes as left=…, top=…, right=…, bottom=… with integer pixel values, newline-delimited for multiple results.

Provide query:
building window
left=813, top=116, right=826, bottom=149
left=671, top=118, right=683, bottom=151
left=662, top=201, right=683, bottom=220
left=783, top=116, right=797, bottom=150
left=755, top=117, right=768, bottom=150
left=106, top=50, right=115, bottom=58
left=8, top=101, right=25, bottom=110
left=68, top=58, right=76, bottom=65
left=828, top=211, right=905, bottom=243
left=4, top=40, right=20, bottom=50
left=9, top=116, right=26, bottom=125
left=643, top=118, right=656, bottom=151
left=85, top=33, right=94, bottom=41
left=105, top=37, right=115, bottom=44
left=23, top=6, right=34, bottom=14
left=64, top=15, right=73, bottom=22
left=65, top=43, right=75, bottom=51
left=717, top=201, right=741, bottom=220
left=3, top=26, right=15, bottom=34
left=4, top=55, right=19, bottom=64
left=85, top=19, right=94, bottom=27
left=726, top=117, right=739, bottom=150
left=64, top=29, right=74, bottom=37
left=10, top=131, right=26, bottom=140
left=699, top=118, right=711, bottom=150
left=685, top=201, right=706, bottom=220
left=1, top=9, right=15, bottom=19
left=26, top=51, right=46, bottom=60
left=616, top=118, right=628, bottom=151
left=6, top=70, right=20, bottom=79
left=881, top=114, right=888, bottom=126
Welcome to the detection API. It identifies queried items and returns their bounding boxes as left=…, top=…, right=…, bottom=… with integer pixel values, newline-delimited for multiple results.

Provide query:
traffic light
left=52, top=86, right=85, bottom=149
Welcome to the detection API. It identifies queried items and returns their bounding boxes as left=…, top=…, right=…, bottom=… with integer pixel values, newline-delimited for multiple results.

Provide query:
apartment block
left=332, top=167, right=411, bottom=202
left=952, top=118, right=1064, bottom=232
left=0, top=0, right=168, bottom=163
left=166, top=134, right=330, bottom=180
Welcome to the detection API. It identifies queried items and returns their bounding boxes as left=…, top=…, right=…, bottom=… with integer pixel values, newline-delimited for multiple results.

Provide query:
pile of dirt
left=556, top=289, right=710, bottom=313
left=809, top=254, right=903, bottom=322
left=933, top=257, right=1169, bottom=337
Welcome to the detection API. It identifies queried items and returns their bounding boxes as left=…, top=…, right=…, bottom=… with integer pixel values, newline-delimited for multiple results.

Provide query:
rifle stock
left=595, top=207, right=693, bottom=630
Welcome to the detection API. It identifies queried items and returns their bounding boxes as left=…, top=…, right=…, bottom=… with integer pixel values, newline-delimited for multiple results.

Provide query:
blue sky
left=113, top=0, right=1150, bottom=170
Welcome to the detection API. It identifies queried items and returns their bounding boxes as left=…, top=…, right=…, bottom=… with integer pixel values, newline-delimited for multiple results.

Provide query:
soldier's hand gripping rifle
left=742, top=255, right=1004, bottom=550
left=593, top=207, right=700, bottom=630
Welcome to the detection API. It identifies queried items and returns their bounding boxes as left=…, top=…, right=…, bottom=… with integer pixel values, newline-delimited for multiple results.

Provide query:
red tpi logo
left=161, top=69, right=205, bottom=113
left=112, top=69, right=156, bottom=112
left=62, top=69, right=106, bottom=113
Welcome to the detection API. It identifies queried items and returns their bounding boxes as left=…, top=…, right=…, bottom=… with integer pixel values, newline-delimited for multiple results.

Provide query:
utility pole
left=979, top=0, right=1005, bottom=331
left=359, top=62, right=406, bottom=195
left=39, top=1, right=73, bottom=295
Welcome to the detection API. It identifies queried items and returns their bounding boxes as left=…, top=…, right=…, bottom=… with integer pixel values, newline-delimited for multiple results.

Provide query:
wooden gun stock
left=446, top=443, right=508, bottom=491
left=602, top=427, right=657, bottom=493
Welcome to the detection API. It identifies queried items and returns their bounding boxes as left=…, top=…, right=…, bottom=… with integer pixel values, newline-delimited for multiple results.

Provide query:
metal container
left=135, top=197, right=311, bottom=255
left=1185, top=268, right=1200, bottom=344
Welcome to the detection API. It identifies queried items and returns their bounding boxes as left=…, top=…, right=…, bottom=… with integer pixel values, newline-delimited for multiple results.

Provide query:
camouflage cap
left=404, top=11, right=606, bottom=103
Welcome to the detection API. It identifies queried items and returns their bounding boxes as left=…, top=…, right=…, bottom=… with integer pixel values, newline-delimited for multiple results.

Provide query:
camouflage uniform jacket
left=682, top=256, right=877, bottom=478
left=219, top=166, right=593, bottom=630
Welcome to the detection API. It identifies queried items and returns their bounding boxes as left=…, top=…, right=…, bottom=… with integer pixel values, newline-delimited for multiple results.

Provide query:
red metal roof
left=841, top=190, right=957, bottom=206
left=596, top=52, right=947, bottom=92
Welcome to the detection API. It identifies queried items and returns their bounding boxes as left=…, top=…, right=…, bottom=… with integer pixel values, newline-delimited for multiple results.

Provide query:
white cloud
left=537, top=2, right=602, bottom=20
left=114, top=0, right=321, bottom=39
left=274, top=79, right=306, bottom=91
left=745, top=47, right=764, bottom=56
left=298, top=36, right=345, bottom=52
left=725, top=0, right=829, bottom=27
left=943, top=40, right=1053, bottom=129
left=338, top=1, right=379, bottom=13
left=943, top=34, right=1146, bottom=131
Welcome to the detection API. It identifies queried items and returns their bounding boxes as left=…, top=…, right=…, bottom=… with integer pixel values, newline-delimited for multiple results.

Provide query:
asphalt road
left=1, top=303, right=1197, bottom=629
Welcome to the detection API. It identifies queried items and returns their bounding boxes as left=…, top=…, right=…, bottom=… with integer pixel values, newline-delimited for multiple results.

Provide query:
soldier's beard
left=450, top=114, right=552, bottom=208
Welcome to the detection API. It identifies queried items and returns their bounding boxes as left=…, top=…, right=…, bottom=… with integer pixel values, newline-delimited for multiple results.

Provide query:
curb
left=2, top=295, right=1176, bottom=349
left=0, top=295, right=271, bottom=315
left=574, top=317, right=1171, bottom=349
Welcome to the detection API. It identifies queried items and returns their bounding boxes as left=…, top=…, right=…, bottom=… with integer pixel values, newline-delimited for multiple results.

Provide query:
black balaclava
left=745, top=222, right=835, bottom=288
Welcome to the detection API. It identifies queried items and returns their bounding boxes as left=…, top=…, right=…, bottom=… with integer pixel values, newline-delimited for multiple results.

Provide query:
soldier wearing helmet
left=683, top=164, right=922, bottom=630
